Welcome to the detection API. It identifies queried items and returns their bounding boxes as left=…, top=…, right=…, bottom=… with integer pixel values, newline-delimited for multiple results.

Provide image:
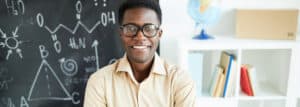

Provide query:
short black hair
left=118, top=0, right=162, bottom=25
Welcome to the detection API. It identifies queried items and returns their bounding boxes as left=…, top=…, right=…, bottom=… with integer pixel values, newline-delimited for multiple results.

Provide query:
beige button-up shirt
left=84, top=53, right=196, bottom=107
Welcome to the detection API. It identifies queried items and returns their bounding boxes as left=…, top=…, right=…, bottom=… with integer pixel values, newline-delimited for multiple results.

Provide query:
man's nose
left=134, top=30, right=146, bottom=40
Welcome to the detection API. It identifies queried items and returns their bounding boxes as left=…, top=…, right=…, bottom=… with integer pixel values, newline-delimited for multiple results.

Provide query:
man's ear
left=158, top=29, right=163, bottom=38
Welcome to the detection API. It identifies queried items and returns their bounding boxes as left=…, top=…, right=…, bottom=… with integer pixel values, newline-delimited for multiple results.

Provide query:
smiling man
left=84, top=0, right=196, bottom=107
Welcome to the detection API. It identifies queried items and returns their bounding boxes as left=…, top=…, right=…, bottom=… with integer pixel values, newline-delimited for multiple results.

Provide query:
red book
left=240, top=66, right=254, bottom=96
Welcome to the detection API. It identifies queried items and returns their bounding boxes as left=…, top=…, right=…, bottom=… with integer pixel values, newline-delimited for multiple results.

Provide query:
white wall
left=159, top=0, right=300, bottom=65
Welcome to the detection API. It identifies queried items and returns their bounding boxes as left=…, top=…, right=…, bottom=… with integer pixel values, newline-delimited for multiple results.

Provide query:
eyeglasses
left=120, top=23, right=160, bottom=38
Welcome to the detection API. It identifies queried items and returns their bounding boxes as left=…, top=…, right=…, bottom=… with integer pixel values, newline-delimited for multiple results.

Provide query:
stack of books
left=210, top=51, right=237, bottom=97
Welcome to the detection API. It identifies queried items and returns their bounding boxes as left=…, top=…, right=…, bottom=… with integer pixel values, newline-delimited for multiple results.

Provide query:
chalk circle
left=36, top=13, right=44, bottom=27
left=71, top=92, right=80, bottom=104
left=5, top=37, right=19, bottom=49
left=54, top=41, right=62, bottom=53
left=61, top=59, right=78, bottom=77
left=76, top=1, right=82, bottom=13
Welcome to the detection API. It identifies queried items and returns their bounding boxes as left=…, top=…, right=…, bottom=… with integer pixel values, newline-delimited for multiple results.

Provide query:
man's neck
left=130, top=58, right=154, bottom=83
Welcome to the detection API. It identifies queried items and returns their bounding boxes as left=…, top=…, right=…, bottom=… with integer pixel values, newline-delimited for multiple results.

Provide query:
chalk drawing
left=92, top=40, right=99, bottom=69
left=0, top=27, right=23, bottom=60
left=27, top=45, right=72, bottom=101
left=59, top=58, right=78, bottom=77
left=35, top=0, right=115, bottom=53
left=36, top=1, right=116, bottom=34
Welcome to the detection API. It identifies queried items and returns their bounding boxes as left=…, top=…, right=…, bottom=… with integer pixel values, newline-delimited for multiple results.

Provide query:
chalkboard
left=0, top=0, right=124, bottom=107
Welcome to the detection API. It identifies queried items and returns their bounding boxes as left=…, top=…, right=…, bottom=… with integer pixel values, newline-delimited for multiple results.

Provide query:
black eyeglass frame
left=120, top=23, right=160, bottom=38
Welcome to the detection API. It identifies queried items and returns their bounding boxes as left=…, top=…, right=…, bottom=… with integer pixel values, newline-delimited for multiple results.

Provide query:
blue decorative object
left=187, top=0, right=221, bottom=40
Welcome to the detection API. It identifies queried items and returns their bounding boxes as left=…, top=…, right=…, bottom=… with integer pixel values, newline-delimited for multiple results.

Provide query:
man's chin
left=131, top=57, right=148, bottom=63
left=128, top=54, right=153, bottom=64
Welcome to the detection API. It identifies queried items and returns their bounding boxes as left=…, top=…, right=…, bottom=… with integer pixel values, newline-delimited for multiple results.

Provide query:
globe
left=187, top=0, right=221, bottom=39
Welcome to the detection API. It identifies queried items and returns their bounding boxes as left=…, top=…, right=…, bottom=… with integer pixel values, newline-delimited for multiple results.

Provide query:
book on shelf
left=187, top=51, right=204, bottom=97
left=240, top=65, right=253, bottom=96
left=246, top=64, right=257, bottom=96
left=219, top=51, right=236, bottom=97
left=224, top=59, right=237, bottom=97
left=209, top=65, right=225, bottom=97
left=240, top=64, right=257, bottom=96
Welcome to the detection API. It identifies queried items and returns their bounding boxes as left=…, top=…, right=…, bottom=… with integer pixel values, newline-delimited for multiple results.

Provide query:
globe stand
left=193, top=29, right=214, bottom=40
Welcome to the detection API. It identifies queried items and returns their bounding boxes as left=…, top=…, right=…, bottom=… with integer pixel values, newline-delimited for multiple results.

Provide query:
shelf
left=239, top=85, right=287, bottom=100
left=196, top=97, right=238, bottom=107
left=238, top=99, right=286, bottom=107
left=177, top=37, right=299, bottom=50
left=186, top=50, right=238, bottom=97
left=240, top=49, right=291, bottom=97
left=173, top=36, right=300, bottom=107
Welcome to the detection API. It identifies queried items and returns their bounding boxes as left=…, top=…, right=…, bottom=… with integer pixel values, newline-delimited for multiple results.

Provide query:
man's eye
left=144, top=26, right=155, bottom=32
left=128, top=27, right=137, bottom=32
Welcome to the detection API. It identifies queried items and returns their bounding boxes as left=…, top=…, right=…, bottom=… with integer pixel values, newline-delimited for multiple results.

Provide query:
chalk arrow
left=6, top=50, right=12, bottom=60
left=13, top=26, right=19, bottom=37
left=92, top=40, right=99, bottom=69
left=16, top=48, right=23, bottom=59
left=0, top=28, right=6, bottom=38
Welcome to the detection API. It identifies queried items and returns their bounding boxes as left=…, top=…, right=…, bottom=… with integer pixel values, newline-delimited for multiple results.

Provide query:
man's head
left=118, top=0, right=162, bottom=64
left=118, top=0, right=162, bottom=25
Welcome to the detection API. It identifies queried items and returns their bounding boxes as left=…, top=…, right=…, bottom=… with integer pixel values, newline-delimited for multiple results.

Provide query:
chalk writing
left=20, top=96, right=29, bottom=107
left=83, top=56, right=96, bottom=63
left=94, top=0, right=98, bottom=6
left=103, top=0, right=106, bottom=7
left=0, top=97, right=16, bottom=107
left=0, top=69, right=13, bottom=91
left=84, top=67, right=97, bottom=73
left=5, top=0, right=25, bottom=16
left=68, top=37, right=86, bottom=49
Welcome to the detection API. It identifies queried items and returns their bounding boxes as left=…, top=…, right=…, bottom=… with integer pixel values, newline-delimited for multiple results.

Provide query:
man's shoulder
left=89, top=60, right=119, bottom=79
left=162, top=59, right=193, bottom=80
left=162, top=59, right=184, bottom=76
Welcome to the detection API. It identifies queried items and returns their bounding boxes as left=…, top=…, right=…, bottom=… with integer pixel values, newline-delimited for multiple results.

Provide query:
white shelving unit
left=173, top=37, right=300, bottom=107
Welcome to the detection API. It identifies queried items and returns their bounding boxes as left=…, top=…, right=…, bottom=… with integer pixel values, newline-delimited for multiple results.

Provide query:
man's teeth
left=133, top=46, right=147, bottom=49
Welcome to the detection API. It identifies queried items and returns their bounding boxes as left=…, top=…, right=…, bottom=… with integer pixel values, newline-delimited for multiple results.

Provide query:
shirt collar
left=116, top=53, right=167, bottom=76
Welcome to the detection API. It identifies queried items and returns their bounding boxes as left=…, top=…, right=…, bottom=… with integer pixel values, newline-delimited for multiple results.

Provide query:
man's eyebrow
left=121, top=23, right=138, bottom=26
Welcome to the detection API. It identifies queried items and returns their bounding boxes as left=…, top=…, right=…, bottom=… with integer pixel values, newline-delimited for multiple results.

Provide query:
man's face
left=120, top=7, right=162, bottom=64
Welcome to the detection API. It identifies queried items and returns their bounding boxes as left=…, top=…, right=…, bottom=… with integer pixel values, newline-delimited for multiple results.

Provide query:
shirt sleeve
left=173, top=69, right=196, bottom=107
left=84, top=73, right=106, bottom=107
